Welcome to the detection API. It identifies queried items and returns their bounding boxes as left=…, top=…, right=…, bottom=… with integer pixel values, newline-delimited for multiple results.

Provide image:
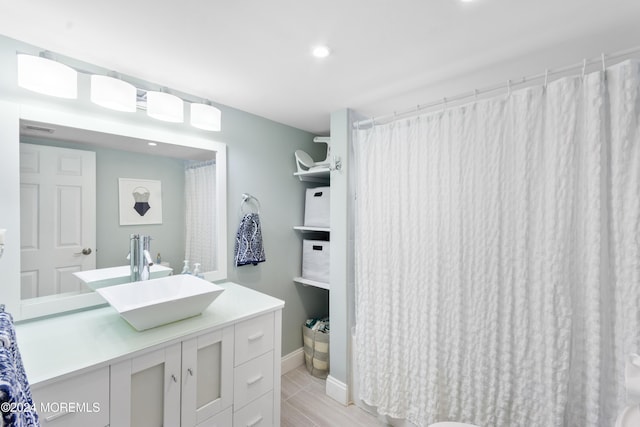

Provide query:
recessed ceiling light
left=312, top=45, right=331, bottom=59
left=148, top=142, right=157, bottom=146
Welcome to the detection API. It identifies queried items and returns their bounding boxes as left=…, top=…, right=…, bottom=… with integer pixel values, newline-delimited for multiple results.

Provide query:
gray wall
left=220, top=106, right=330, bottom=355
left=20, top=136, right=186, bottom=272
left=0, top=35, right=329, bottom=356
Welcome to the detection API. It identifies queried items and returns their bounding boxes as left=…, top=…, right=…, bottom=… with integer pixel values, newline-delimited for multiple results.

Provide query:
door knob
left=74, top=248, right=92, bottom=256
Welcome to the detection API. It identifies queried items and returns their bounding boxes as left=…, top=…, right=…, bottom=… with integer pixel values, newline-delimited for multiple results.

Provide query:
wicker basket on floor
left=302, top=325, right=330, bottom=378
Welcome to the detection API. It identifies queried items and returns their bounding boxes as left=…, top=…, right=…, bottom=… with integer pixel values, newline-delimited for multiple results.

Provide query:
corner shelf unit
left=293, top=148, right=331, bottom=291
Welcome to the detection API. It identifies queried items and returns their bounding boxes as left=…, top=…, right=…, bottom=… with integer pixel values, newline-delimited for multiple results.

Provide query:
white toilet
left=616, top=354, right=640, bottom=427
left=616, top=405, right=640, bottom=427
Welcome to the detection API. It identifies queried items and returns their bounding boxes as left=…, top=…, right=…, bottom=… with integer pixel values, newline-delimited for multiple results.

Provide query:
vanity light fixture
left=16, top=52, right=222, bottom=131
left=146, top=90, right=184, bottom=123
left=190, top=102, right=222, bottom=131
left=17, top=53, right=78, bottom=99
left=90, top=75, right=137, bottom=112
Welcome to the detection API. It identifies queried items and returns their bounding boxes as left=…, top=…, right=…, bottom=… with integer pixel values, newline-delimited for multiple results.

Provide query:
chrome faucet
left=129, top=234, right=154, bottom=282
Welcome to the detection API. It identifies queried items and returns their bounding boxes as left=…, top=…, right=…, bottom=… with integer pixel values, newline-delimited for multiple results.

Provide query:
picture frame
left=118, top=178, right=163, bottom=225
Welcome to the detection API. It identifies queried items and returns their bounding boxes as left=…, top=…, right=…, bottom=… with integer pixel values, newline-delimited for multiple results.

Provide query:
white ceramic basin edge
left=96, top=274, right=225, bottom=331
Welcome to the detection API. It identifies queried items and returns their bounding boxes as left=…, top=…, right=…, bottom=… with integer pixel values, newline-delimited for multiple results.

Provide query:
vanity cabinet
left=17, top=282, right=284, bottom=427
left=110, top=327, right=234, bottom=427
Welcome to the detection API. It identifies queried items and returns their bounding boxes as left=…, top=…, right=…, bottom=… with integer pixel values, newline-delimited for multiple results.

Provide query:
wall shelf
left=294, top=277, right=330, bottom=291
left=293, top=226, right=330, bottom=233
left=294, top=143, right=330, bottom=292
left=293, top=168, right=330, bottom=183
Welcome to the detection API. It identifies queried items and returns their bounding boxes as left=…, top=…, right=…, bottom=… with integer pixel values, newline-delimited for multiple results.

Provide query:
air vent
left=24, top=125, right=54, bottom=134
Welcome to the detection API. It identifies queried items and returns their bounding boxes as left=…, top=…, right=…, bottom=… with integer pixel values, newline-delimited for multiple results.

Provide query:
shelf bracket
left=331, top=155, right=342, bottom=172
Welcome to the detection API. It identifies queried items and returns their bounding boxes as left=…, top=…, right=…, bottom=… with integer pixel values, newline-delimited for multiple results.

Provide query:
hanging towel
left=0, top=310, right=39, bottom=427
left=234, top=213, right=266, bottom=266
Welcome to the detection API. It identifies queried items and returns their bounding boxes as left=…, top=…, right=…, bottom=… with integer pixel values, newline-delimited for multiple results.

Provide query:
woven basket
left=302, top=325, right=330, bottom=378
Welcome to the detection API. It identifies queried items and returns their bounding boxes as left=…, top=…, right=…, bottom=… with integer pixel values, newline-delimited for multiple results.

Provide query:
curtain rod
left=354, top=44, right=640, bottom=128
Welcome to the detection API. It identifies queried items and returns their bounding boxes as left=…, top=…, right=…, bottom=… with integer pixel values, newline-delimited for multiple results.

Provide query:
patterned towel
left=234, top=213, right=266, bottom=266
left=0, top=311, right=39, bottom=427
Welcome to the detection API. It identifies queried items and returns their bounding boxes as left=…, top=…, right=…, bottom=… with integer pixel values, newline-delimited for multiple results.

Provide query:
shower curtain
left=184, top=160, right=216, bottom=272
left=354, top=60, right=640, bottom=427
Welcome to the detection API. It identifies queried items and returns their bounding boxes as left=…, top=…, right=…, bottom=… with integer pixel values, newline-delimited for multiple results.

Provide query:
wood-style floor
left=281, top=365, right=387, bottom=427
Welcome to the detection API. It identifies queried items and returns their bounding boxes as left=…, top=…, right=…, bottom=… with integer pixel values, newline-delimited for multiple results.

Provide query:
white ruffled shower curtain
left=184, top=160, right=217, bottom=272
left=354, top=60, right=640, bottom=427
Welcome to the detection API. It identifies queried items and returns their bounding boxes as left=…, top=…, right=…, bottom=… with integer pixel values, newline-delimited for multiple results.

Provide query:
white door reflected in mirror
left=20, top=144, right=96, bottom=299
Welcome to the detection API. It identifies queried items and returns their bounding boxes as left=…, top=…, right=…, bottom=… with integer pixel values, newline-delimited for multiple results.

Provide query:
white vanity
left=15, top=282, right=284, bottom=427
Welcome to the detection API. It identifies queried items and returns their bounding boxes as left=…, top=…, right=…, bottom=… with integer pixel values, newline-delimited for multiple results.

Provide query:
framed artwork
left=118, top=178, right=163, bottom=225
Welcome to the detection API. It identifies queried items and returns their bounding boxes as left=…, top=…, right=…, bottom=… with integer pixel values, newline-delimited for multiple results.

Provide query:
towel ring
left=241, top=193, right=261, bottom=215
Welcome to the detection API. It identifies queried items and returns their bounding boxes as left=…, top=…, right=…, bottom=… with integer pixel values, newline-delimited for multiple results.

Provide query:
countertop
left=15, top=281, right=284, bottom=386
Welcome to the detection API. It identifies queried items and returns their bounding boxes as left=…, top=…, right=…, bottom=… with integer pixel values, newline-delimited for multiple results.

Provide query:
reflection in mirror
left=19, top=119, right=219, bottom=303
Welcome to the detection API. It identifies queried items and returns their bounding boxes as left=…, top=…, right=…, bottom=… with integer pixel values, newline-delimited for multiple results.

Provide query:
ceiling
left=1, top=0, right=640, bottom=134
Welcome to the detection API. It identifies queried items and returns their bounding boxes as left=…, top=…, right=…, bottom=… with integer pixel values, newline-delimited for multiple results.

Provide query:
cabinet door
left=110, top=344, right=182, bottom=427
left=31, top=366, right=109, bottom=427
left=181, top=326, right=234, bottom=426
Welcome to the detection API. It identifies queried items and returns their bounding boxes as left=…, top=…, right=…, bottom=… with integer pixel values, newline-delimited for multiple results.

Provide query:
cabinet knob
left=171, top=374, right=177, bottom=383
left=187, top=368, right=193, bottom=376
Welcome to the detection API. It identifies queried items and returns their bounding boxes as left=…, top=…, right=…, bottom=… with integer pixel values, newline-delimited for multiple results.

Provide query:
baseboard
left=281, top=347, right=305, bottom=374
left=326, top=375, right=349, bottom=405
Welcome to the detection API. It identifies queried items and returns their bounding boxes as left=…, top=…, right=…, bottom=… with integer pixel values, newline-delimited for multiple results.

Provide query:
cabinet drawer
left=233, top=351, right=274, bottom=409
left=233, top=391, right=273, bottom=427
left=31, top=366, right=109, bottom=427
left=234, top=312, right=274, bottom=366
left=197, top=406, right=232, bottom=427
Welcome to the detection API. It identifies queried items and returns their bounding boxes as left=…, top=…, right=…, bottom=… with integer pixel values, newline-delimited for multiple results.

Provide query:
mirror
left=13, top=104, right=227, bottom=319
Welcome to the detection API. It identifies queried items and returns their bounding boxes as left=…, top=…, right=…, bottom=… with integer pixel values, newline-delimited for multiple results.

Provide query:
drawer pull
left=45, top=409, right=71, bottom=422
left=247, top=332, right=264, bottom=341
left=246, top=414, right=263, bottom=427
left=246, top=374, right=264, bottom=385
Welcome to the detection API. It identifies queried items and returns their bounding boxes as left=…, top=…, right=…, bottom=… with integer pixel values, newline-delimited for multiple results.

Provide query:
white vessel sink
left=96, top=275, right=225, bottom=331
left=74, top=264, right=173, bottom=290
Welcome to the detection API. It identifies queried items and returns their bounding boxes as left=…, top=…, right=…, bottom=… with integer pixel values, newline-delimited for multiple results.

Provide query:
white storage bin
left=302, top=240, right=330, bottom=283
left=304, top=186, right=330, bottom=227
